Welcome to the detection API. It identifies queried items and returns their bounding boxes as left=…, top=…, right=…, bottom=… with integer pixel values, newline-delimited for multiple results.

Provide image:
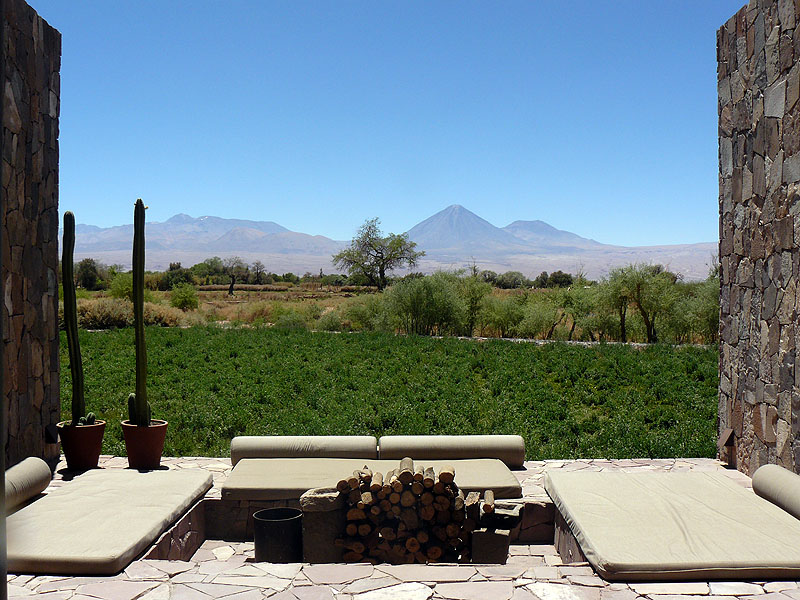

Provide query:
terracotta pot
left=121, top=419, right=168, bottom=470
left=57, top=420, right=106, bottom=471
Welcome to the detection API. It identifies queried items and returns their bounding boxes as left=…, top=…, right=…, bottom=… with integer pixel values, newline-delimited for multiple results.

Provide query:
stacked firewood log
left=334, top=457, right=481, bottom=564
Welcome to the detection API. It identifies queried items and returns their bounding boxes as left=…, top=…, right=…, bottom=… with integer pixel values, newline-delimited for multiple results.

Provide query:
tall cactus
left=62, top=211, right=85, bottom=425
left=128, top=199, right=151, bottom=426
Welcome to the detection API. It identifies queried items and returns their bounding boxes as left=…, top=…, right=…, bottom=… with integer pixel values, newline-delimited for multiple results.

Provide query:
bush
left=385, top=272, right=465, bottom=336
left=75, top=298, right=132, bottom=329
left=110, top=272, right=154, bottom=303
left=109, top=273, right=133, bottom=301
left=516, top=296, right=560, bottom=339
left=341, top=294, right=394, bottom=332
left=170, top=283, right=199, bottom=311
left=273, top=311, right=308, bottom=331
left=317, top=310, right=343, bottom=332
left=143, top=302, right=186, bottom=327
left=482, top=295, right=524, bottom=337
left=64, top=298, right=187, bottom=329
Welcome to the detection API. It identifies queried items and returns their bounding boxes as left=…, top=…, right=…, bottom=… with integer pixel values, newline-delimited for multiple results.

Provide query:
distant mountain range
left=71, top=205, right=717, bottom=280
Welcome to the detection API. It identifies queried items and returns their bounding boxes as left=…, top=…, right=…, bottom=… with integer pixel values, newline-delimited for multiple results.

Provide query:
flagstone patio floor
left=9, top=457, right=792, bottom=600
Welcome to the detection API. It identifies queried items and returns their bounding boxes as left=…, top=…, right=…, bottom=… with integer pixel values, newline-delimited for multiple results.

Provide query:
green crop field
left=59, top=327, right=719, bottom=460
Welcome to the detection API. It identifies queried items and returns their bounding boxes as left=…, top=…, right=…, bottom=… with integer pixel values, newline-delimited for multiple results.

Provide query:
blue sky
left=34, top=1, right=744, bottom=246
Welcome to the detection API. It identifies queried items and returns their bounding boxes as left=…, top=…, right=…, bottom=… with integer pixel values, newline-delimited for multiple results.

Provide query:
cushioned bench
left=223, top=434, right=525, bottom=501
left=8, top=468, right=212, bottom=575
left=545, top=466, right=800, bottom=581
left=379, top=435, right=525, bottom=468
left=223, top=457, right=522, bottom=500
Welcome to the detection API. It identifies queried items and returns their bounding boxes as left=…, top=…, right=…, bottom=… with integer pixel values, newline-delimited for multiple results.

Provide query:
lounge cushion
left=545, top=470, right=800, bottom=581
left=379, top=435, right=525, bottom=468
left=752, top=463, right=800, bottom=520
left=231, top=436, right=378, bottom=466
left=8, top=468, right=212, bottom=575
left=222, top=457, right=522, bottom=501
left=5, top=457, right=51, bottom=513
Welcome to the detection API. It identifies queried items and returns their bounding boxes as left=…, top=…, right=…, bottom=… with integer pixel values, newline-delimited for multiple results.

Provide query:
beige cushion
left=231, top=436, right=378, bottom=466
left=8, top=468, right=212, bottom=574
left=753, top=463, right=800, bottom=520
left=5, top=457, right=51, bottom=513
left=222, top=457, right=522, bottom=501
left=379, top=435, right=525, bottom=468
left=545, top=470, right=800, bottom=581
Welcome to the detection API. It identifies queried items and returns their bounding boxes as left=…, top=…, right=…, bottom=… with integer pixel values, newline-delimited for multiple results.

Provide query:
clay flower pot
left=57, top=420, right=106, bottom=471
left=121, top=419, right=168, bottom=470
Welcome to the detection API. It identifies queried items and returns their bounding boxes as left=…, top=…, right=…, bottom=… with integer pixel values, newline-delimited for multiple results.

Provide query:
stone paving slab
left=8, top=457, right=793, bottom=600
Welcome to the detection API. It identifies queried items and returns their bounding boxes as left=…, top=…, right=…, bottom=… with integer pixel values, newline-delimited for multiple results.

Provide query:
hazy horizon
left=74, top=203, right=715, bottom=247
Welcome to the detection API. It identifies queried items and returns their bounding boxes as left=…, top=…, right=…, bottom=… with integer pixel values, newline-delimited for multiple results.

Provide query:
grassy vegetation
left=61, top=327, right=719, bottom=460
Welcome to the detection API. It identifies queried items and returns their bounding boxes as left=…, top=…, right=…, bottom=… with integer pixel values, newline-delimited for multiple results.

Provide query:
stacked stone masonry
left=2, top=0, right=61, bottom=468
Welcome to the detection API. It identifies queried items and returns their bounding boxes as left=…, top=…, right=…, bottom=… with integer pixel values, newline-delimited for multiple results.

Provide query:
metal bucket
left=253, top=507, right=303, bottom=562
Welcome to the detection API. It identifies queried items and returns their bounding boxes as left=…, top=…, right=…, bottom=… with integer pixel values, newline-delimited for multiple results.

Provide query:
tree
left=332, top=218, right=424, bottom=290
left=547, top=270, right=573, bottom=288
left=495, top=271, right=529, bottom=289
left=458, top=273, right=491, bottom=336
left=558, top=283, right=597, bottom=341
left=482, top=295, right=524, bottom=338
left=223, top=256, right=247, bottom=296
left=617, top=264, right=679, bottom=343
left=251, top=260, right=266, bottom=284
left=532, top=272, right=549, bottom=288
left=479, top=270, right=497, bottom=285
left=75, top=258, right=101, bottom=290
left=191, top=256, right=225, bottom=284
left=161, top=262, right=194, bottom=290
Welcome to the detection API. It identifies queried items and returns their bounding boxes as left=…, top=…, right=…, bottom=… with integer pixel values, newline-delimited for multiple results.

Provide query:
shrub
left=317, top=310, right=343, bottom=332
left=243, top=301, right=274, bottom=323
left=303, top=303, right=323, bottom=321
left=64, top=298, right=186, bottom=329
left=341, top=294, right=394, bottom=332
left=385, top=272, right=465, bottom=336
left=482, top=295, right=524, bottom=337
left=170, top=283, right=199, bottom=311
left=110, top=273, right=154, bottom=303
left=516, top=296, right=560, bottom=339
left=75, top=298, right=132, bottom=329
left=143, top=302, right=185, bottom=327
left=457, top=275, right=492, bottom=336
left=273, top=311, right=308, bottom=331
left=110, top=273, right=133, bottom=301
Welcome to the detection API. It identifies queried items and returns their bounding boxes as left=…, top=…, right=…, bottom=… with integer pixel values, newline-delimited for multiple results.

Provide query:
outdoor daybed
left=6, top=459, right=212, bottom=575
left=222, top=434, right=525, bottom=501
left=545, top=464, right=800, bottom=582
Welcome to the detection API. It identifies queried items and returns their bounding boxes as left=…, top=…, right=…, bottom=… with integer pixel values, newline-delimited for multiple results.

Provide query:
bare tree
left=251, top=260, right=266, bottom=285
left=223, top=256, right=247, bottom=296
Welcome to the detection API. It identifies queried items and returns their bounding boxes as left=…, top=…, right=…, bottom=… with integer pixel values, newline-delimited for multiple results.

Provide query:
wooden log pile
left=334, top=458, right=477, bottom=564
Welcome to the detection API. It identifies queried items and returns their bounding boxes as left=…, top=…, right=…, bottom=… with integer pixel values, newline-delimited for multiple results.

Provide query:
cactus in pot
left=62, top=211, right=85, bottom=424
left=58, top=211, right=105, bottom=470
left=128, top=198, right=151, bottom=426
left=121, top=199, right=168, bottom=470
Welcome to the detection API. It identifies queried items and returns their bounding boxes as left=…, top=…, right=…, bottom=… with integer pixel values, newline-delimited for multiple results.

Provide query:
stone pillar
left=2, top=0, right=61, bottom=469
left=718, top=0, right=800, bottom=475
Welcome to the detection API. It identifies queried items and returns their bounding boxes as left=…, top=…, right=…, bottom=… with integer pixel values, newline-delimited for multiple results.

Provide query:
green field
left=60, top=327, right=719, bottom=460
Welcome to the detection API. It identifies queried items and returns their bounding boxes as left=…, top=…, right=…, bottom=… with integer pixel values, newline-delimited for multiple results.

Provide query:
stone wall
left=2, top=0, right=61, bottom=468
left=718, top=0, right=800, bottom=475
